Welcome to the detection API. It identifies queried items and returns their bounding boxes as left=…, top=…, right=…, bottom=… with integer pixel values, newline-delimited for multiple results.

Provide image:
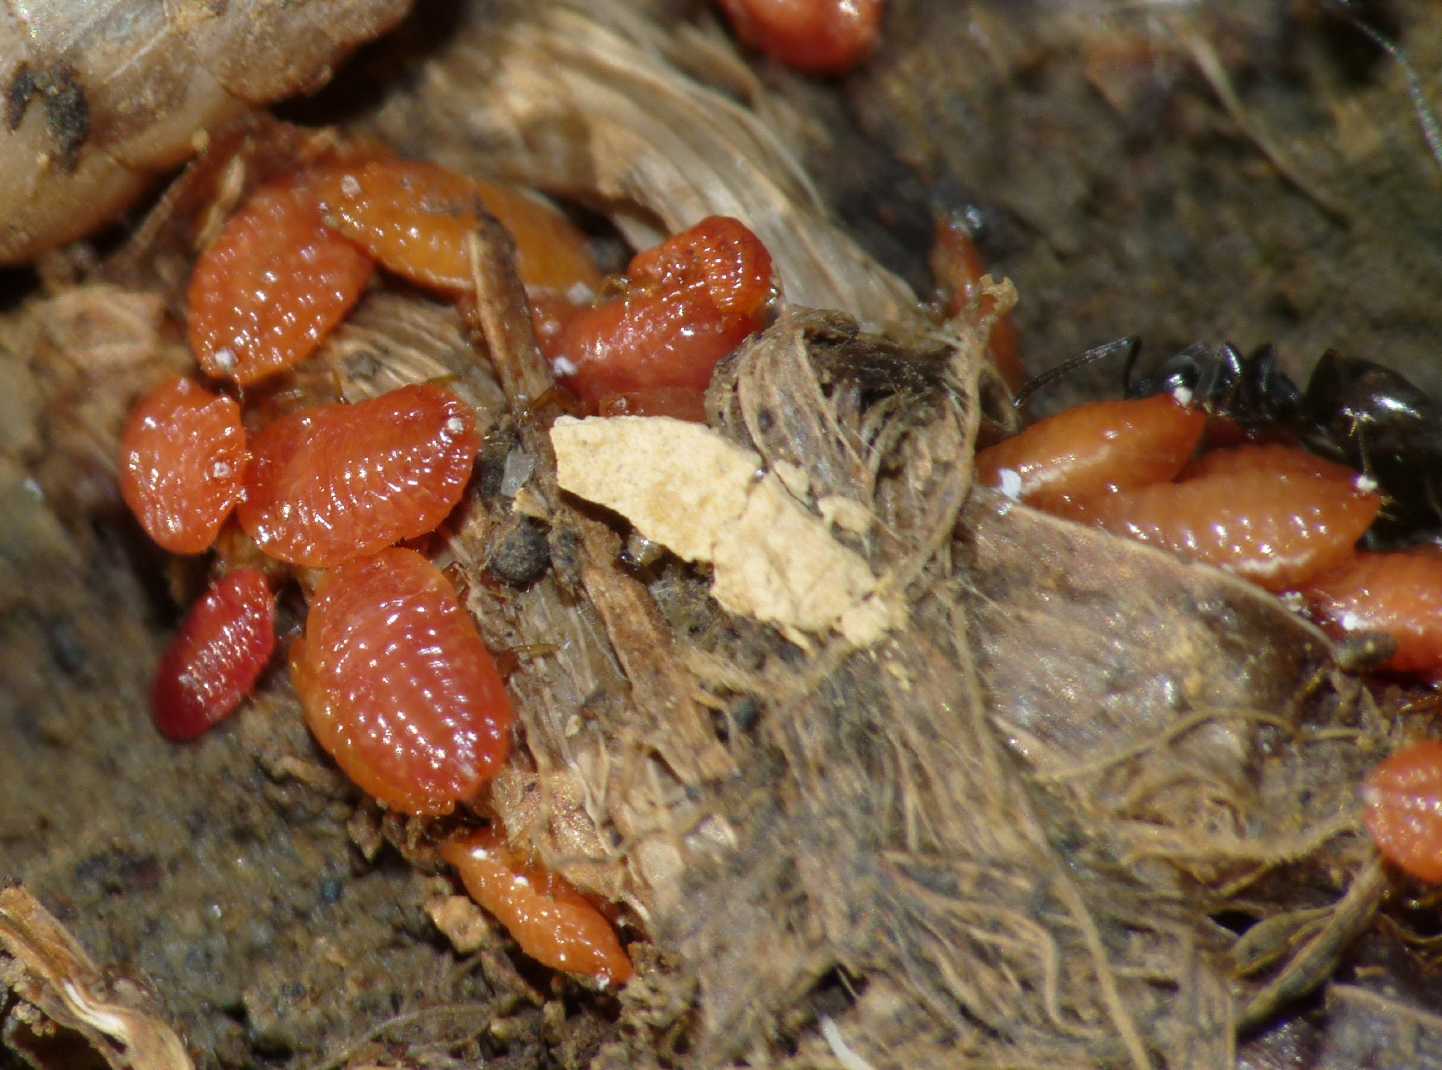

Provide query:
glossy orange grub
left=1184, top=442, right=1366, bottom=485
left=1068, top=465, right=1381, bottom=591
left=716, top=0, right=885, bottom=75
left=310, top=159, right=605, bottom=297
left=291, top=549, right=513, bottom=816
left=239, top=384, right=480, bottom=567
left=1304, top=550, right=1442, bottom=682
left=440, top=827, right=633, bottom=985
left=153, top=569, right=275, bottom=742
left=930, top=217, right=1024, bottom=393
left=1362, top=741, right=1442, bottom=883
left=120, top=376, right=247, bottom=554
left=550, top=215, right=775, bottom=404
left=974, top=394, right=1205, bottom=512
left=188, top=176, right=373, bottom=385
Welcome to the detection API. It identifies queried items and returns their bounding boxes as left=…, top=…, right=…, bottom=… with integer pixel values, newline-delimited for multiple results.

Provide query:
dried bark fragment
left=552, top=414, right=902, bottom=646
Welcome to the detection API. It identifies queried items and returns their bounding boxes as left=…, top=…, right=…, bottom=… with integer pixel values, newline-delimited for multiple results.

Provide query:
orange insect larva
left=309, top=159, right=605, bottom=298
left=974, top=394, right=1205, bottom=512
left=930, top=217, right=1024, bottom=393
left=1304, top=550, right=1442, bottom=682
left=187, top=176, right=374, bottom=385
left=440, top=827, right=633, bottom=985
left=119, top=376, right=247, bottom=554
left=239, top=384, right=480, bottom=568
left=1069, top=464, right=1381, bottom=591
left=716, top=0, right=885, bottom=76
left=550, top=215, right=776, bottom=405
left=1362, top=741, right=1442, bottom=884
left=291, top=548, right=514, bottom=816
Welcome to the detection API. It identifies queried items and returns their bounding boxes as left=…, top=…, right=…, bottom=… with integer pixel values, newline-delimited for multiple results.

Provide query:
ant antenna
left=1327, top=0, right=1442, bottom=178
left=1011, top=336, right=1139, bottom=411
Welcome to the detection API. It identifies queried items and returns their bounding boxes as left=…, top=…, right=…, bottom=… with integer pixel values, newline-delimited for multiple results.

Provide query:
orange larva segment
left=1362, top=741, right=1442, bottom=884
left=551, top=216, right=776, bottom=404
left=292, top=548, right=513, bottom=816
left=239, top=384, right=480, bottom=567
left=188, top=176, right=374, bottom=385
left=1185, top=442, right=1366, bottom=486
left=1304, top=551, right=1442, bottom=681
left=310, top=159, right=604, bottom=297
left=440, top=828, right=633, bottom=985
left=716, top=0, right=885, bottom=76
left=974, top=394, right=1206, bottom=512
left=119, top=376, right=246, bottom=554
left=597, top=387, right=709, bottom=423
left=930, top=217, right=1024, bottom=393
left=1071, top=468, right=1381, bottom=591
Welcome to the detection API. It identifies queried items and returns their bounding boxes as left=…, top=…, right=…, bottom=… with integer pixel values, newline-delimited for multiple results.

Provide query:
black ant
left=1013, top=338, right=1442, bottom=539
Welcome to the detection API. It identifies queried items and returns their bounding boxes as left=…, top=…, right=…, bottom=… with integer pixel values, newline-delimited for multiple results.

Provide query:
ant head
left=1124, top=342, right=1240, bottom=406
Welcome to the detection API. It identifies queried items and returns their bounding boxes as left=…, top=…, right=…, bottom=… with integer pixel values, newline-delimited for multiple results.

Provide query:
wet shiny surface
left=239, top=384, right=480, bottom=567
left=153, top=569, right=276, bottom=741
left=120, top=376, right=247, bottom=555
left=1306, top=550, right=1442, bottom=681
left=552, top=215, right=775, bottom=403
left=292, top=548, right=513, bottom=816
left=187, top=176, right=374, bottom=386
left=1362, top=742, right=1442, bottom=884
left=715, top=0, right=884, bottom=75
left=440, top=827, right=633, bottom=984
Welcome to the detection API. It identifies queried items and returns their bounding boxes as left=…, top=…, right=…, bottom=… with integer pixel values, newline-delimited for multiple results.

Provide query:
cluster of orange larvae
left=120, top=143, right=782, bottom=985
left=971, top=364, right=1442, bottom=885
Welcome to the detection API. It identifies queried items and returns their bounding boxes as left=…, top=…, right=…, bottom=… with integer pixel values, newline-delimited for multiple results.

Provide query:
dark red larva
left=153, top=569, right=276, bottom=741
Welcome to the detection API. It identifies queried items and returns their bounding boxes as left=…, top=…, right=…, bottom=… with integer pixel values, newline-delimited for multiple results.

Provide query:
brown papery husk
left=0, top=2, right=1427, bottom=1069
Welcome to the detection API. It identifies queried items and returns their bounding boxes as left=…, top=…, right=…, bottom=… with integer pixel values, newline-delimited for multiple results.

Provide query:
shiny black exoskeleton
left=1124, top=340, right=1302, bottom=432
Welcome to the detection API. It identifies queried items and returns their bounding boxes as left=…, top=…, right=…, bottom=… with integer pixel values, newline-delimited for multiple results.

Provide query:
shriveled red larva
left=153, top=569, right=276, bottom=742
left=1362, top=741, right=1442, bottom=884
left=716, top=0, right=885, bottom=76
left=974, top=394, right=1206, bottom=512
left=291, top=548, right=513, bottom=816
left=1304, top=550, right=1442, bottom=683
left=119, top=376, right=247, bottom=555
left=309, top=159, right=605, bottom=298
left=1068, top=464, right=1381, bottom=591
left=440, top=827, right=633, bottom=985
left=239, top=384, right=480, bottom=568
left=188, top=175, right=374, bottom=385
left=930, top=217, right=1024, bottom=394
left=551, top=215, right=776, bottom=405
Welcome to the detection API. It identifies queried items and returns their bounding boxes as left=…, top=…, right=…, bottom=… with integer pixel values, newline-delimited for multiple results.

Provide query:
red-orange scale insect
left=1304, top=550, right=1442, bottom=684
left=153, top=569, right=276, bottom=741
left=549, top=215, right=776, bottom=414
left=1362, top=741, right=1442, bottom=884
left=1068, top=444, right=1380, bottom=591
left=715, top=0, right=885, bottom=76
left=440, top=827, right=633, bottom=985
left=239, top=383, right=480, bottom=568
left=119, top=376, right=247, bottom=555
left=187, top=175, right=374, bottom=385
left=974, top=393, right=1206, bottom=513
left=291, top=548, right=513, bottom=816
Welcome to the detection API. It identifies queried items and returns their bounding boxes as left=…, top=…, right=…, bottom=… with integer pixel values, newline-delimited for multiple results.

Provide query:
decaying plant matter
left=3, top=2, right=1441, bottom=1069
left=0, top=0, right=412, bottom=263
